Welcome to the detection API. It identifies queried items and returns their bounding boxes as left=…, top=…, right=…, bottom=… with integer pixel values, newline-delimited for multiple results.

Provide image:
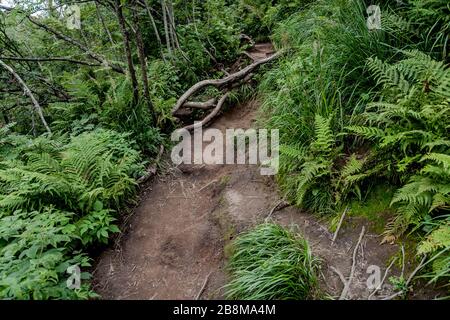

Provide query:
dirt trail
left=92, top=45, right=433, bottom=300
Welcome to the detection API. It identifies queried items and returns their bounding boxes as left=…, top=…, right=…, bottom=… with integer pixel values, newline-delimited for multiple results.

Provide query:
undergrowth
left=225, top=223, right=319, bottom=300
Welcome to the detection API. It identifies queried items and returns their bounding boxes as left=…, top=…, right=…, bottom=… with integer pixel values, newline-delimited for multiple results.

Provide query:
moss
left=328, top=184, right=396, bottom=234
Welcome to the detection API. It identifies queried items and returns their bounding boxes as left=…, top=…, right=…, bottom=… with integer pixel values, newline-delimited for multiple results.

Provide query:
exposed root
left=172, top=51, right=282, bottom=116
left=181, top=92, right=230, bottom=131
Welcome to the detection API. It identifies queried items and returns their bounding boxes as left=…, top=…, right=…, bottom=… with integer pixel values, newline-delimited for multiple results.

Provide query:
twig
left=339, top=226, right=366, bottom=300
left=368, top=257, right=397, bottom=299
left=0, top=59, right=51, bottom=134
left=330, top=266, right=347, bottom=287
left=195, top=272, right=212, bottom=300
left=401, top=245, right=405, bottom=278
left=332, top=207, right=348, bottom=244
left=198, top=179, right=218, bottom=192
left=381, top=256, right=427, bottom=300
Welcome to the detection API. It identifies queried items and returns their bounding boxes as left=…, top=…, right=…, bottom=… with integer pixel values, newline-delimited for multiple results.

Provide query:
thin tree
left=131, top=1, right=157, bottom=124
left=114, top=0, right=139, bottom=106
left=0, top=59, right=51, bottom=134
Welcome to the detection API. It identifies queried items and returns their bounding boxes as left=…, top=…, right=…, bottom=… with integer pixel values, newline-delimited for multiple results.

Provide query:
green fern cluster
left=0, top=129, right=143, bottom=299
left=279, top=114, right=372, bottom=214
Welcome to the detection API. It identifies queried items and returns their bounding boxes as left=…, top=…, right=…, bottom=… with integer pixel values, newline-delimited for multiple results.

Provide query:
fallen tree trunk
left=172, top=51, right=282, bottom=115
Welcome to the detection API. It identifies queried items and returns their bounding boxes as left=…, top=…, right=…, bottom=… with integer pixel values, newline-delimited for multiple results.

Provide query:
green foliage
left=258, top=0, right=449, bottom=290
left=418, top=217, right=450, bottom=287
left=0, top=129, right=143, bottom=299
left=237, top=0, right=315, bottom=38
left=225, top=223, right=319, bottom=300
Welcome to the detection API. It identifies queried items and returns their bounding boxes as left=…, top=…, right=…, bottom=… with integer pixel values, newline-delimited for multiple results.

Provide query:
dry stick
left=330, top=266, right=347, bottom=287
left=172, top=51, right=282, bottom=115
left=382, top=256, right=427, bottom=300
left=198, top=179, right=218, bottom=192
left=368, top=257, right=398, bottom=300
left=195, top=271, right=213, bottom=300
left=161, top=0, right=171, bottom=55
left=0, top=59, right=51, bottom=134
left=339, top=226, right=366, bottom=300
left=401, top=245, right=405, bottom=278
left=182, top=92, right=230, bottom=131
left=332, top=207, right=348, bottom=244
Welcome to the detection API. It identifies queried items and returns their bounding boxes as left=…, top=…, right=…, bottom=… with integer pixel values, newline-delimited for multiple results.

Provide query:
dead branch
left=27, top=15, right=125, bottom=74
left=330, top=266, right=347, bottom=287
left=172, top=51, right=282, bottom=115
left=382, top=256, right=427, bottom=300
left=332, top=207, right=348, bottom=244
left=181, top=92, right=230, bottom=131
left=239, top=34, right=255, bottom=47
left=0, top=58, right=51, bottom=134
left=339, top=226, right=366, bottom=300
left=368, top=257, right=397, bottom=299
left=0, top=56, right=102, bottom=66
left=195, top=271, right=212, bottom=300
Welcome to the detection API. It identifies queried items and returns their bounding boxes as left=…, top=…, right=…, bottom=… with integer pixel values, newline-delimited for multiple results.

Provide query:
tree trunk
left=132, top=1, right=157, bottom=124
left=142, top=0, right=165, bottom=61
left=95, top=1, right=115, bottom=46
left=161, top=0, right=172, bottom=55
left=114, top=0, right=139, bottom=106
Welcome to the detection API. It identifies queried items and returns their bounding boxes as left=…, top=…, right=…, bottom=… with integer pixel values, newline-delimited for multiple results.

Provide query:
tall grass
left=225, top=223, right=319, bottom=300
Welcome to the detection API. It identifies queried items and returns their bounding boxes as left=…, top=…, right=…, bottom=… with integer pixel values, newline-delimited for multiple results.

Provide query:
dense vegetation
left=0, top=0, right=448, bottom=299
left=259, top=0, right=449, bottom=291
left=225, top=223, right=318, bottom=300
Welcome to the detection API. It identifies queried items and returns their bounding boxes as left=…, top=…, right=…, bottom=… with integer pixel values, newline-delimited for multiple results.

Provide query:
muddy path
left=92, top=46, right=436, bottom=300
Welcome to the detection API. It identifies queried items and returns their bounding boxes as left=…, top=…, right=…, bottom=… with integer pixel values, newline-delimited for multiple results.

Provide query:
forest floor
left=92, top=45, right=438, bottom=300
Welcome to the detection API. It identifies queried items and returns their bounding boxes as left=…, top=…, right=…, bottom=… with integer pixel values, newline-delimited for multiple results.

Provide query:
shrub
left=0, top=129, right=143, bottom=299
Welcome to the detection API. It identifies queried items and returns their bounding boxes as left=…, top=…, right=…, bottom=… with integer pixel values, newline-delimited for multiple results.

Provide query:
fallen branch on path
left=332, top=207, right=348, bottom=244
left=381, top=256, right=427, bottom=300
left=368, top=256, right=397, bottom=299
left=196, top=272, right=213, bottom=300
left=339, top=226, right=366, bottom=300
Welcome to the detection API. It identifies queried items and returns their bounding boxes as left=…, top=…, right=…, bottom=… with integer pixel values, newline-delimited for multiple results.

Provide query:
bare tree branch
left=0, top=56, right=102, bottom=66
left=0, top=58, right=51, bottom=134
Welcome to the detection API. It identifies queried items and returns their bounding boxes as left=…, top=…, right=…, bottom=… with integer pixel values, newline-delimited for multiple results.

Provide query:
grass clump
left=225, top=223, right=319, bottom=300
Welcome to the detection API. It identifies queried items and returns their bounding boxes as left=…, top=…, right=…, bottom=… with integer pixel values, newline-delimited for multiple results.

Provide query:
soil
left=92, top=45, right=441, bottom=301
